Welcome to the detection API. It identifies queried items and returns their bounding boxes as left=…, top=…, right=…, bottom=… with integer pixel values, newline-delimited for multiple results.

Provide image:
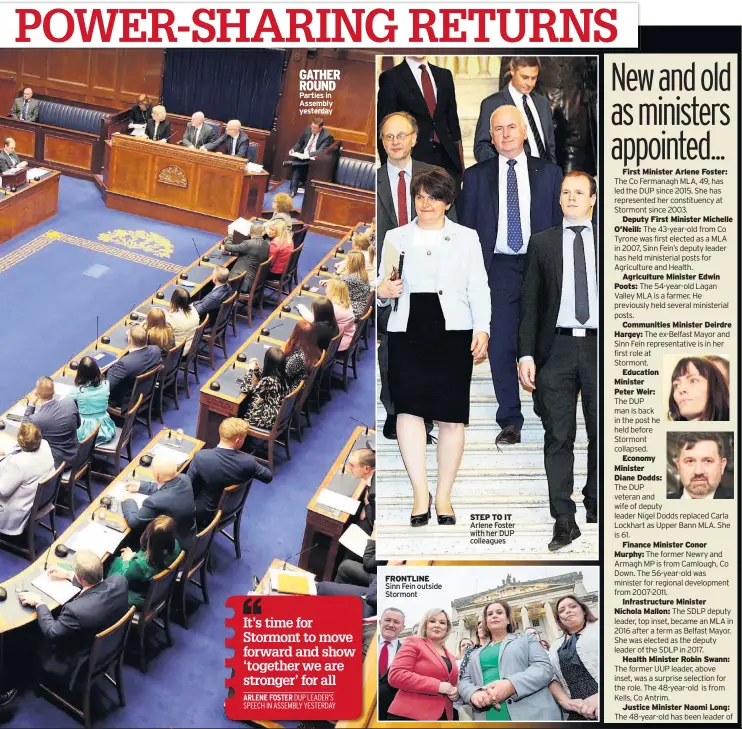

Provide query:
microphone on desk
left=192, top=238, right=201, bottom=266
left=258, top=322, right=284, bottom=341
left=62, top=352, right=75, bottom=378
left=392, top=252, right=405, bottom=312
left=43, top=543, right=53, bottom=572
left=95, top=315, right=99, bottom=350
left=349, top=416, right=372, bottom=436
left=282, top=544, right=318, bottom=570
left=340, top=446, right=354, bottom=475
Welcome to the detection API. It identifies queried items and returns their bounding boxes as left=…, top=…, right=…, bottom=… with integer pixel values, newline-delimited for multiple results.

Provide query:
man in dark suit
left=204, top=119, right=250, bottom=158
left=221, top=223, right=270, bottom=294
left=0, top=137, right=27, bottom=174
left=10, top=87, right=40, bottom=122
left=106, top=324, right=162, bottom=410
left=474, top=57, right=556, bottom=164
left=194, top=266, right=233, bottom=324
left=19, top=550, right=129, bottom=683
left=377, top=56, right=463, bottom=186
left=22, top=377, right=80, bottom=469
left=187, top=417, right=273, bottom=527
left=518, top=171, right=597, bottom=551
left=122, top=453, right=197, bottom=549
left=667, top=433, right=732, bottom=499
left=334, top=536, right=378, bottom=588
left=181, top=111, right=215, bottom=150
left=459, top=104, right=562, bottom=446
left=287, top=117, right=334, bottom=197
left=377, top=607, right=405, bottom=720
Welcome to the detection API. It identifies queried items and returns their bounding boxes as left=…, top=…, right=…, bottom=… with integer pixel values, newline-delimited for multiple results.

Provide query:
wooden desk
left=0, top=169, right=59, bottom=246
left=103, top=134, right=269, bottom=234
left=194, top=224, right=367, bottom=447
left=300, top=426, right=376, bottom=581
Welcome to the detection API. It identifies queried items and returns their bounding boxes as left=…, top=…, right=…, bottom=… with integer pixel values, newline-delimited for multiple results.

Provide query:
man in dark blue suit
left=194, top=266, right=233, bottom=324
left=19, top=550, right=129, bottom=683
left=22, top=376, right=80, bottom=469
left=204, top=119, right=250, bottom=158
left=187, top=417, right=272, bottom=527
left=106, top=325, right=162, bottom=410
left=459, top=105, right=562, bottom=446
left=121, top=452, right=197, bottom=550
left=473, top=57, right=556, bottom=164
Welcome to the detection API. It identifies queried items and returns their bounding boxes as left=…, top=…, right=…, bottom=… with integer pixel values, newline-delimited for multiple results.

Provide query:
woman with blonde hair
left=145, top=104, right=171, bottom=142
left=270, top=193, right=295, bottom=227
left=387, top=608, right=459, bottom=721
left=338, top=231, right=376, bottom=283
left=265, top=218, right=294, bottom=280
left=144, top=308, right=175, bottom=354
left=332, top=250, right=371, bottom=321
left=325, top=278, right=356, bottom=351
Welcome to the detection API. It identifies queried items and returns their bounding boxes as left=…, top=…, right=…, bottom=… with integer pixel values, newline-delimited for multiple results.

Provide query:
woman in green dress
left=69, top=356, right=116, bottom=445
left=108, top=515, right=182, bottom=606
left=458, top=599, right=563, bottom=721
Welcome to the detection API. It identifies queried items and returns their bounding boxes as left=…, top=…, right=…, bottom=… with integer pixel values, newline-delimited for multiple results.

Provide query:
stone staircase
left=376, top=359, right=598, bottom=560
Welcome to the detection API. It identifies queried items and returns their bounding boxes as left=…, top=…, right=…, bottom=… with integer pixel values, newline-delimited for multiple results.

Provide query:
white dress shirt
left=386, top=160, right=412, bottom=225
left=194, top=125, right=202, bottom=145
left=303, top=133, right=319, bottom=156
left=495, top=151, right=531, bottom=255
left=231, top=136, right=238, bottom=155
left=557, top=219, right=598, bottom=329
left=407, top=226, right=443, bottom=293
left=680, top=488, right=716, bottom=500
left=507, top=83, right=546, bottom=159
left=405, top=57, right=437, bottom=101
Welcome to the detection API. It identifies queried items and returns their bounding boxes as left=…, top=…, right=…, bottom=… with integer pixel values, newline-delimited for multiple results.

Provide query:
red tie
left=397, top=171, right=409, bottom=226
left=379, top=641, right=390, bottom=675
left=419, top=65, right=439, bottom=143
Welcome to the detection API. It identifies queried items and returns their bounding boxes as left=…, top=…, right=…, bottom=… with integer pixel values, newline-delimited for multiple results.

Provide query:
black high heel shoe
left=436, top=503, right=456, bottom=526
left=410, top=493, right=432, bottom=527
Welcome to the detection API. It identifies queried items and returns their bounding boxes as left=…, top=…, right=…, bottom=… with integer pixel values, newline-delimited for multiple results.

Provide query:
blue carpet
left=0, top=176, right=374, bottom=728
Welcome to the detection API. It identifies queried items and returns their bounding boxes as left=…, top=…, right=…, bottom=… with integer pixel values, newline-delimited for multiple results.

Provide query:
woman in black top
left=309, top=296, right=339, bottom=350
left=145, top=105, right=171, bottom=142
left=130, top=94, right=153, bottom=125
left=283, top=320, right=321, bottom=393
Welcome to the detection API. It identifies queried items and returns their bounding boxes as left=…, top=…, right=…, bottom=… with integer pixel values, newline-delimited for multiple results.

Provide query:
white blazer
left=381, top=218, right=491, bottom=334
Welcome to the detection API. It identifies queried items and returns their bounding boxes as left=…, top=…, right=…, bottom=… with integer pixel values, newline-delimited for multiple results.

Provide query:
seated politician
left=10, top=87, right=39, bottom=122
left=204, top=119, right=250, bottom=158
left=121, top=452, right=197, bottom=550
left=108, top=515, right=182, bottom=606
left=18, top=550, right=129, bottom=683
left=287, top=117, right=334, bottom=197
left=194, top=266, right=233, bottom=323
left=187, top=417, right=273, bottom=527
left=23, top=376, right=80, bottom=469
left=106, top=324, right=162, bottom=410
left=221, top=222, right=270, bottom=294
left=0, top=137, right=28, bottom=174
left=237, top=347, right=289, bottom=432
left=181, top=111, right=215, bottom=149
left=268, top=193, right=297, bottom=228
left=145, top=105, right=171, bottom=142
left=0, top=423, right=55, bottom=537
left=264, top=219, right=294, bottom=281
left=166, top=287, right=200, bottom=353
left=129, top=94, right=153, bottom=126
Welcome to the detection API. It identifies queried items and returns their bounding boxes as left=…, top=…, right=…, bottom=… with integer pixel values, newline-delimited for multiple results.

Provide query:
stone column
left=520, top=605, right=531, bottom=630
left=543, top=601, right=560, bottom=643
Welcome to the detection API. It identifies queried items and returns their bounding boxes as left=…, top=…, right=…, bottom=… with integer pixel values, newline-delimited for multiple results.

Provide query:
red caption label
left=225, top=595, right=362, bottom=720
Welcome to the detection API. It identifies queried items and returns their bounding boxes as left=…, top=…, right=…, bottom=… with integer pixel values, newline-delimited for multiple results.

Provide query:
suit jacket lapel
left=553, top=226, right=564, bottom=299
left=487, top=159, right=499, bottom=229
left=527, top=156, right=541, bottom=226
left=429, top=64, right=445, bottom=118
left=398, top=62, right=430, bottom=118
left=421, top=638, right=452, bottom=678
left=503, top=87, right=515, bottom=106
left=377, top=167, right=395, bottom=225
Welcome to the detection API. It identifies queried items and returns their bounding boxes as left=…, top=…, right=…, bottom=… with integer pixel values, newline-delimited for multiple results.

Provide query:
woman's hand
left=484, top=679, right=515, bottom=703
left=470, top=689, right=490, bottom=709
left=378, top=276, right=403, bottom=299
left=471, top=331, right=489, bottom=363
left=437, top=681, right=453, bottom=695
left=120, top=547, right=135, bottom=562
left=580, top=693, right=599, bottom=719
left=561, top=697, right=586, bottom=714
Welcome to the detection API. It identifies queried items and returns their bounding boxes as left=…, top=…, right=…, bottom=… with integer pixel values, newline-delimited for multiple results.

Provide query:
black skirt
left=388, top=293, right=473, bottom=425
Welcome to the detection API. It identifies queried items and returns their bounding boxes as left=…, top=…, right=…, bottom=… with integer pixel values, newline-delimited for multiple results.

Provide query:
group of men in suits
left=376, top=55, right=597, bottom=550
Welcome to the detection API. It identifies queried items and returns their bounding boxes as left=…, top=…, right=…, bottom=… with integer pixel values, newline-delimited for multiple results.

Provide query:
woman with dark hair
left=108, top=515, right=181, bottom=606
left=69, top=356, right=116, bottom=445
left=548, top=595, right=600, bottom=721
left=238, top=347, right=289, bottom=430
left=304, top=296, right=339, bottom=351
left=668, top=356, right=729, bottom=421
left=145, top=308, right=175, bottom=355
left=458, top=600, right=562, bottom=721
left=166, top=287, right=200, bottom=353
left=283, top=320, right=321, bottom=392
left=705, top=354, right=730, bottom=387
left=378, top=167, right=490, bottom=527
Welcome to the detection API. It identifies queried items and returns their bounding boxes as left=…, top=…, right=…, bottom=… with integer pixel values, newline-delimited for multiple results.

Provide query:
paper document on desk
left=0, top=433, right=18, bottom=456
left=269, top=568, right=317, bottom=595
left=26, top=168, right=47, bottom=181
left=339, top=523, right=370, bottom=558
left=316, top=488, right=361, bottom=515
left=291, top=151, right=310, bottom=160
left=109, top=482, right=148, bottom=507
left=227, top=217, right=252, bottom=236
left=32, top=572, right=81, bottom=604
left=7, top=404, right=27, bottom=418
left=65, top=521, right=125, bottom=558
left=54, top=383, right=77, bottom=400
left=150, top=442, right=191, bottom=466
left=246, top=162, right=264, bottom=173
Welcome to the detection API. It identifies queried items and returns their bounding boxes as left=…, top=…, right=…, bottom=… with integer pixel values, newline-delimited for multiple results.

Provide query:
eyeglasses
left=381, top=132, right=412, bottom=142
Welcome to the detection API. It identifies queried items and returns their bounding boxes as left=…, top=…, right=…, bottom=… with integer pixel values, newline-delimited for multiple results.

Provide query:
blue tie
left=506, top=159, right=523, bottom=253
left=22, top=100, right=29, bottom=121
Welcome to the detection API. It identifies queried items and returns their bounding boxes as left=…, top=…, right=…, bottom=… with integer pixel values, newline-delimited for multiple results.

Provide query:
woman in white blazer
left=378, top=168, right=490, bottom=527
left=0, top=423, right=55, bottom=536
left=548, top=595, right=600, bottom=720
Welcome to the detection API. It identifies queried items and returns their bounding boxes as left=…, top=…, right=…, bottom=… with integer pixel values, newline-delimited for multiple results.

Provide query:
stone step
left=376, top=522, right=598, bottom=560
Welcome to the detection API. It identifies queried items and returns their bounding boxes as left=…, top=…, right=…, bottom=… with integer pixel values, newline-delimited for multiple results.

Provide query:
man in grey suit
left=474, top=58, right=555, bottom=164
left=0, top=138, right=27, bottom=174
left=22, top=377, right=80, bottom=469
left=181, top=111, right=215, bottom=149
left=10, top=87, right=40, bottom=122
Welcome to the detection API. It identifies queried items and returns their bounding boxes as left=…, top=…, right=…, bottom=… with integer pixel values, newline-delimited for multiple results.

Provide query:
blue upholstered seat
left=37, top=101, right=106, bottom=135
left=247, top=142, right=259, bottom=163
left=335, top=158, right=374, bottom=191
left=204, top=119, right=221, bottom=137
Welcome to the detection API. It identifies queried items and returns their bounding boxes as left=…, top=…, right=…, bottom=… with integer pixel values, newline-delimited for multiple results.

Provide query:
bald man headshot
left=204, top=119, right=250, bottom=158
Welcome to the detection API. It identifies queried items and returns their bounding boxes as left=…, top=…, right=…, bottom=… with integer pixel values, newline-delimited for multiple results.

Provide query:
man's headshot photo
left=667, top=432, right=734, bottom=500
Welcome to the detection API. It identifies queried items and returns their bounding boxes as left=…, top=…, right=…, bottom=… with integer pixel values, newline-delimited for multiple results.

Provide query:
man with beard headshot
left=668, top=432, right=733, bottom=499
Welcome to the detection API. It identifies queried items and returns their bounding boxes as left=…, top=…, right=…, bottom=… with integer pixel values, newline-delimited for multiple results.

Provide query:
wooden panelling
left=44, top=134, right=94, bottom=170
left=309, top=182, right=375, bottom=237
left=0, top=171, right=60, bottom=246
left=0, top=123, right=35, bottom=157
left=2, top=50, right=164, bottom=111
